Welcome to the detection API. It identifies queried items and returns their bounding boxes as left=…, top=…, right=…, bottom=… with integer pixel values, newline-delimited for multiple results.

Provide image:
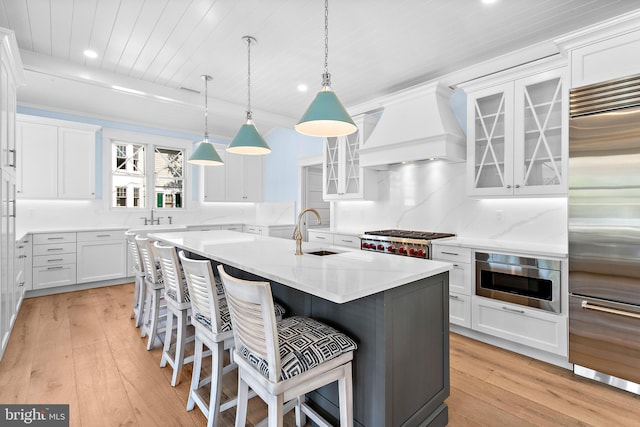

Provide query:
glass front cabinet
left=323, top=114, right=377, bottom=200
left=464, top=59, right=568, bottom=197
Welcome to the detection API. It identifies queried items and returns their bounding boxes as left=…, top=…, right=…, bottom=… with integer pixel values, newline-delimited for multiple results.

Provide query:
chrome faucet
left=140, top=209, right=163, bottom=225
left=292, top=208, right=322, bottom=255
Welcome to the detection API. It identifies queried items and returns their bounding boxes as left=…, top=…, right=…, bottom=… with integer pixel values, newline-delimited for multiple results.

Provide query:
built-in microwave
left=475, top=252, right=561, bottom=313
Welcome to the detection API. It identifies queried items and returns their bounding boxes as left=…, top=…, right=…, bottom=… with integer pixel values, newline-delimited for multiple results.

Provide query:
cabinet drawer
left=77, top=230, right=125, bottom=242
left=449, top=293, right=471, bottom=328
left=33, top=242, right=76, bottom=256
left=33, top=232, right=76, bottom=244
left=244, top=226, right=262, bottom=235
left=472, top=296, right=567, bottom=356
left=332, top=233, right=361, bottom=248
left=308, top=232, right=332, bottom=244
left=33, top=253, right=76, bottom=267
left=431, top=245, right=471, bottom=263
left=449, top=262, right=472, bottom=295
left=33, top=264, right=77, bottom=289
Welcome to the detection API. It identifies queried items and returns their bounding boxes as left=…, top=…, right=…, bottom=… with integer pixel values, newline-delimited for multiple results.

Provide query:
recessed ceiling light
left=297, top=84, right=308, bottom=92
left=482, top=0, right=498, bottom=4
left=83, top=49, right=98, bottom=59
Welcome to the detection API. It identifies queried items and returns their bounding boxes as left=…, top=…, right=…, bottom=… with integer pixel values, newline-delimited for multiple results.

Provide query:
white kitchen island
left=150, top=230, right=452, bottom=427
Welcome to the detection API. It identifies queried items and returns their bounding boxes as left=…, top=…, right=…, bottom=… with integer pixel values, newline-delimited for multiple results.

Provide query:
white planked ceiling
left=1, top=0, right=639, bottom=139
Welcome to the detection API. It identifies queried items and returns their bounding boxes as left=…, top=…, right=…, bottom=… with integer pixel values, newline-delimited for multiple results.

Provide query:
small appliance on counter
left=360, top=229, right=455, bottom=259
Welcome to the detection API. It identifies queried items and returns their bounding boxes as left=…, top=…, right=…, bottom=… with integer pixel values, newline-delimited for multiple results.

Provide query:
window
left=112, top=142, right=146, bottom=208
left=111, top=141, right=185, bottom=209
left=116, top=186, right=127, bottom=207
left=154, top=147, right=184, bottom=208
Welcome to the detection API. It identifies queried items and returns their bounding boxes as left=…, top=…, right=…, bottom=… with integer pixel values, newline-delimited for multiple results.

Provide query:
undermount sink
left=306, top=250, right=341, bottom=256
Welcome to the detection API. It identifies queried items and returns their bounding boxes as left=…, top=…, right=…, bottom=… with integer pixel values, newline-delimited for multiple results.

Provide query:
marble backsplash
left=333, top=161, right=567, bottom=246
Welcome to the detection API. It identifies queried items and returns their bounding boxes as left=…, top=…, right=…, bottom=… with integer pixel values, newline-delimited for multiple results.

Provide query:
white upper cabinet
left=464, top=58, right=568, bottom=197
left=202, top=145, right=263, bottom=203
left=203, top=145, right=226, bottom=202
left=323, top=114, right=377, bottom=201
left=16, top=115, right=99, bottom=199
left=555, top=11, right=640, bottom=88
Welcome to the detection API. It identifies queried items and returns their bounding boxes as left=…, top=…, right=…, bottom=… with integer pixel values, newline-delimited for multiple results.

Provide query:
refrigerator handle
left=581, top=300, right=640, bottom=320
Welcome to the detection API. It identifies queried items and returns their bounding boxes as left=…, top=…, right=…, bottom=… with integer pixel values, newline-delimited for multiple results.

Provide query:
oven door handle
left=581, top=300, right=640, bottom=320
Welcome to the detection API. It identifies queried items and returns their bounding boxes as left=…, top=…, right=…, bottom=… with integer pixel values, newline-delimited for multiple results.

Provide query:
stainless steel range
left=360, top=229, right=455, bottom=259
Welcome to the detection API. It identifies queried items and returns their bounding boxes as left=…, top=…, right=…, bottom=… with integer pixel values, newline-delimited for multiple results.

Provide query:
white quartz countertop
left=149, top=230, right=451, bottom=304
left=431, top=237, right=568, bottom=258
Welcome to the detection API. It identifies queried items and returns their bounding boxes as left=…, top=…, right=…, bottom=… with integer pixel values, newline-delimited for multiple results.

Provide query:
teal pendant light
left=188, top=75, right=224, bottom=166
left=295, top=0, right=356, bottom=138
left=227, top=36, right=271, bottom=155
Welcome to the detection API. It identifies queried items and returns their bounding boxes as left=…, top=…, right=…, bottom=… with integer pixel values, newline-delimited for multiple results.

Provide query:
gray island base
left=149, top=231, right=450, bottom=426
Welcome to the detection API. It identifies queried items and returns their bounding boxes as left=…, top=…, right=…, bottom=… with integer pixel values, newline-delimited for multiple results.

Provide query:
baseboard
left=25, top=277, right=135, bottom=298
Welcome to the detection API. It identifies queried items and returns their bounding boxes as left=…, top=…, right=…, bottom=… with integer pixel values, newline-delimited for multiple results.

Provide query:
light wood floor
left=1, top=284, right=639, bottom=427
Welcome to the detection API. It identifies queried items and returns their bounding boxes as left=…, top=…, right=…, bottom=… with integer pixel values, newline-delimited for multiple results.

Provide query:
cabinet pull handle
left=10, top=200, right=16, bottom=218
left=47, top=237, right=65, bottom=240
left=515, top=184, right=521, bottom=189
left=9, top=149, right=16, bottom=167
left=47, top=248, right=64, bottom=251
left=341, top=239, right=352, bottom=243
left=18, top=255, right=27, bottom=259
left=18, top=282, right=25, bottom=287
left=96, top=234, right=111, bottom=237
left=502, top=306, right=525, bottom=314
left=581, top=300, right=640, bottom=320
left=449, top=295, right=460, bottom=300
left=47, top=266, right=64, bottom=270
left=17, top=245, right=23, bottom=249
left=506, top=184, right=512, bottom=189
left=441, top=251, right=459, bottom=256
left=316, top=236, right=326, bottom=239
left=48, top=258, right=64, bottom=262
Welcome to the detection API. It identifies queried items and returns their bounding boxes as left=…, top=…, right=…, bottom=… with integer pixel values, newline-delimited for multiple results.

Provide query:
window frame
left=104, top=129, right=193, bottom=211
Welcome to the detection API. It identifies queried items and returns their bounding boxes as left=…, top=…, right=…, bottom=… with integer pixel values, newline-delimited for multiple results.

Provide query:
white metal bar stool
left=125, top=231, right=145, bottom=328
left=179, top=251, right=240, bottom=427
left=217, top=265, right=357, bottom=427
left=136, top=235, right=166, bottom=349
left=154, top=241, right=195, bottom=386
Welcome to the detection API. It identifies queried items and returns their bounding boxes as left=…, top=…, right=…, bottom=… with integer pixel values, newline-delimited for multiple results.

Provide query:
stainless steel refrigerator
left=569, top=73, right=640, bottom=394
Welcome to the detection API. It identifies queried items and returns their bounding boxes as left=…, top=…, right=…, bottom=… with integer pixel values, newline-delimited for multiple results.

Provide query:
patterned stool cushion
left=193, top=300, right=286, bottom=334
left=239, top=316, right=357, bottom=381
left=165, top=277, right=191, bottom=303
left=214, top=277, right=225, bottom=298
left=193, top=297, right=232, bottom=333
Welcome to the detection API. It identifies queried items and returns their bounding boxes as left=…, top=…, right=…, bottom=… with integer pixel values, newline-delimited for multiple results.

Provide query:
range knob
left=377, top=244, right=384, bottom=251
left=408, top=248, right=416, bottom=256
left=387, top=245, right=395, bottom=252
left=398, top=247, right=405, bottom=254
left=361, top=242, right=368, bottom=249
left=417, top=249, right=425, bottom=257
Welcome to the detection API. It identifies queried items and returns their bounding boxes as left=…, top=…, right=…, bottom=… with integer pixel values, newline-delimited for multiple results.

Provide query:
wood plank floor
left=1, top=283, right=639, bottom=426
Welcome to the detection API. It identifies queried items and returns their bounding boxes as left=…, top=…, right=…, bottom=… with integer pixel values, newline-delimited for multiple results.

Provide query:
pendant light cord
left=247, top=37, right=252, bottom=120
left=322, top=0, right=331, bottom=87
left=203, top=75, right=209, bottom=140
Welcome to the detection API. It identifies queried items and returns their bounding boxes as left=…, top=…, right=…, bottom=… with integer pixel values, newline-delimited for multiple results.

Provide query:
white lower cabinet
left=331, top=233, right=360, bottom=249
left=449, top=294, right=471, bottom=329
left=432, top=245, right=472, bottom=328
left=32, top=232, right=77, bottom=290
left=76, top=231, right=127, bottom=283
left=472, top=296, right=567, bottom=356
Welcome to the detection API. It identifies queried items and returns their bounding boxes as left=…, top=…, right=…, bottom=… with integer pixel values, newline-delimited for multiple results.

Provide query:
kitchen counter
left=149, top=230, right=451, bottom=427
left=149, top=230, right=451, bottom=304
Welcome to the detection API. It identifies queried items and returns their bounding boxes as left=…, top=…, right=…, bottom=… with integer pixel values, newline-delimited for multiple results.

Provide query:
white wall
left=333, top=161, right=567, bottom=246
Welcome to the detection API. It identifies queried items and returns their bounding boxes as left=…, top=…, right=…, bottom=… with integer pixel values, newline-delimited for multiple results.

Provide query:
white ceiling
left=1, top=0, right=639, bottom=139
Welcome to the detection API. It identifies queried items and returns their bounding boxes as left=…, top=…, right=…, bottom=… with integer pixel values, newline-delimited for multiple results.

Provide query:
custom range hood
left=359, top=82, right=465, bottom=168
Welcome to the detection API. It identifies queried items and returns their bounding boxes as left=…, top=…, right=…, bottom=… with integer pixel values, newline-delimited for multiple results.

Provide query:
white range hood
left=358, top=81, right=466, bottom=168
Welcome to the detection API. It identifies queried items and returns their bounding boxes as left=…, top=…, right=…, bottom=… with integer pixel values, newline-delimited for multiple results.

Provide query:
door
left=16, top=121, right=58, bottom=198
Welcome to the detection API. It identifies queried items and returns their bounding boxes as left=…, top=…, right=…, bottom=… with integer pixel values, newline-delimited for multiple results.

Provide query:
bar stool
left=178, top=251, right=240, bottom=427
left=136, top=235, right=165, bottom=349
left=154, top=241, right=194, bottom=386
left=125, top=231, right=145, bottom=328
left=217, top=265, right=357, bottom=427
